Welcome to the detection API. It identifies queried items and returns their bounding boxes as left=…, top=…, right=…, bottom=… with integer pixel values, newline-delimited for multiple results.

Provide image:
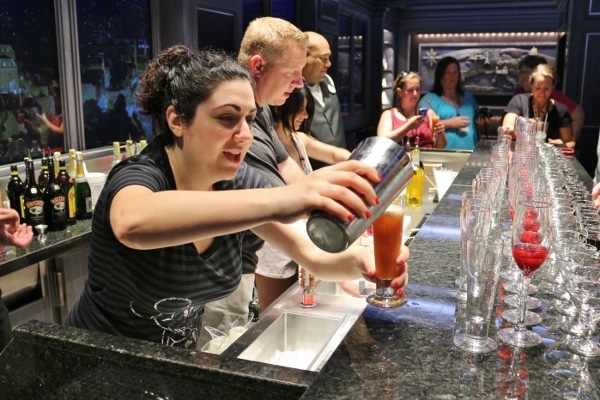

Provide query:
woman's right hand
left=406, top=114, right=426, bottom=130
left=275, top=160, right=381, bottom=224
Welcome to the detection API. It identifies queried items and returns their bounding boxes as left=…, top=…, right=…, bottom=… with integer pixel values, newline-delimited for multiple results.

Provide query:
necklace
left=532, top=99, right=550, bottom=120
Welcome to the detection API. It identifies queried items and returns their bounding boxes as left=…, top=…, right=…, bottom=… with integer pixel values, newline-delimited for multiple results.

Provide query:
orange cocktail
left=368, top=203, right=406, bottom=308
left=431, top=115, right=440, bottom=130
left=373, top=204, right=404, bottom=279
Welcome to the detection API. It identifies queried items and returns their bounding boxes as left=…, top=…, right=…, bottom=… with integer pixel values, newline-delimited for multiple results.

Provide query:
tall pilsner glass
left=367, top=203, right=406, bottom=308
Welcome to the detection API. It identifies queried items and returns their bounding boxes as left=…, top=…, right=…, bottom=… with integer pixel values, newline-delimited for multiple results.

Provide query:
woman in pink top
left=377, top=71, right=446, bottom=148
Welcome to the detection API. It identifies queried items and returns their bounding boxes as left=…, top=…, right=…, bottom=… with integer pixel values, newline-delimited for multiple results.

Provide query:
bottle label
left=68, top=187, right=76, bottom=219
left=85, top=197, right=93, bottom=213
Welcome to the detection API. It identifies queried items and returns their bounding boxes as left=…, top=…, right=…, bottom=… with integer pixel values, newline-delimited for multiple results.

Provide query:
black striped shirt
left=66, top=135, right=270, bottom=348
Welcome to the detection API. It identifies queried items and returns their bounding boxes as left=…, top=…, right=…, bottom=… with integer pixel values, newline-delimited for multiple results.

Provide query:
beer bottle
left=6, top=165, right=25, bottom=223
left=38, top=157, right=50, bottom=190
left=43, top=158, right=67, bottom=231
left=75, top=152, right=92, bottom=220
left=406, top=137, right=424, bottom=207
left=23, top=159, right=46, bottom=228
left=57, top=159, right=76, bottom=225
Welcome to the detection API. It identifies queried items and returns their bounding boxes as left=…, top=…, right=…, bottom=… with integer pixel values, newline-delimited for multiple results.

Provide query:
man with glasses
left=302, top=32, right=347, bottom=169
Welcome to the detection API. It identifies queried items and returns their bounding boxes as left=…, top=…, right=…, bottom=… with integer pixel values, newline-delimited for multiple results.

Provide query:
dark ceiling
left=379, top=0, right=561, bottom=12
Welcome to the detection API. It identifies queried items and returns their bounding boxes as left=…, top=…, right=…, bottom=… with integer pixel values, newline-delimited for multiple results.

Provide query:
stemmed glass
left=497, top=197, right=553, bottom=348
left=565, top=264, right=600, bottom=357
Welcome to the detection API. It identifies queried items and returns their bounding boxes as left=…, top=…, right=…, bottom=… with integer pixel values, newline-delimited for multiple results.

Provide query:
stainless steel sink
left=223, top=284, right=366, bottom=372
left=238, top=311, right=347, bottom=371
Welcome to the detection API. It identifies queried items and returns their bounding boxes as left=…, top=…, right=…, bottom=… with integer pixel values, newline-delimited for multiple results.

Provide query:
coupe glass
left=497, top=197, right=553, bottom=348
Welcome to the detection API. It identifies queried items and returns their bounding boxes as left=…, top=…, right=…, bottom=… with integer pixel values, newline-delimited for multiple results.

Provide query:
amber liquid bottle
left=406, top=137, right=424, bottom=207
left=57, top=159, right=76, bottom=225
left=43, top=158, right=67, bottom=231
left=6, top=165, right=25, bottom=223
left=75, top=152, right=92, bottom=220
left=23, top=159, right=46, bottom=228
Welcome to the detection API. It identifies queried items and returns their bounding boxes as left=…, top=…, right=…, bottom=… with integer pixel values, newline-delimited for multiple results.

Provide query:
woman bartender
left=66, top=45, right=408, bottom=349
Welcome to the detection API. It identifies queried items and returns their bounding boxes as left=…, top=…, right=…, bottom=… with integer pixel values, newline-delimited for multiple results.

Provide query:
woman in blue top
left=66, top=45, right=409, bottom=348
left=419, top=56, right=479, bottom=150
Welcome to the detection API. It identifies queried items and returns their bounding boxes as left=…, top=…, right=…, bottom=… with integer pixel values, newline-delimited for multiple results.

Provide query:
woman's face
left=441, top=62, right=460, bottom=91
left=180, top=79, right=256, bottom=181
left=398, top=78, right=421, bottom=108
left=292, top=98, right=309, bottom=131
left=531, top=75, right=553, bottom=105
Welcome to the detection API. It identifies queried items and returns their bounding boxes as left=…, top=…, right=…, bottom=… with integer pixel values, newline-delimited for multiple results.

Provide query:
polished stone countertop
left=0, top=220, right=92, bottom=277
left=1, top=143, right=599, bottom=399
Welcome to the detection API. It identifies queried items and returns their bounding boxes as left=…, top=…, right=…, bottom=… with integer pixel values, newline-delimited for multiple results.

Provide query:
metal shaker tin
left=306, top=136, right=414, bottom=253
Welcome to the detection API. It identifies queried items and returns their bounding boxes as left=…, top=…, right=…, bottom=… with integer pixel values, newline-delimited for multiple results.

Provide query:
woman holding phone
left=377, top=71, right=446, bottom=149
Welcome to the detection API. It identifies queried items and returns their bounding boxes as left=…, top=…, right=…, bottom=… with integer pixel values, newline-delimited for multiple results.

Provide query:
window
left=0, top=0, right=153, bottom=171
left=0, top=0, right=61, bottom=163
left=76, top=0, right=152, bottom=149
left=338, top=14, right=366, bottom=117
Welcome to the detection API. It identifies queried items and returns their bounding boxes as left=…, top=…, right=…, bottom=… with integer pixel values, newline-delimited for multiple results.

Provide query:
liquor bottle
left=23, top=159, right=46, bottom=228
left=6, top=165, right=25, bottom=223
left=43, top=158, right=67, bottom=231
left=68, top=149, right=77, bottom=177
left=110, top=141, right=122, bottom=171
left=57, top=159, right=76, bottom=225
left=299, top=266, right=316, bottom=308
left=406, top=137, right=424, bottom=207
left=37, top=157, right=50, bottom=190
left=53, top=152, right=62, bottom=177
left=74, top=151, right=92, bottom=220
left=139, top=139, right=147, bottom=152
left=126, top=139, right=136, bottom=158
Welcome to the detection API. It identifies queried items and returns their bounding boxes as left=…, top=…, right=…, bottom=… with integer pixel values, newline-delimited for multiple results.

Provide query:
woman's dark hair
left=431, top=56, right=464, bottom=96
left=272, top=86, right=314, bottom=134
left=136, top=45, right=253, bottom=144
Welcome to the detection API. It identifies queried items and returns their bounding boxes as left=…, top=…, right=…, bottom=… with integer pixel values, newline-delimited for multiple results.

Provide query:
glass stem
left=515, top=275, right=530, bottom=332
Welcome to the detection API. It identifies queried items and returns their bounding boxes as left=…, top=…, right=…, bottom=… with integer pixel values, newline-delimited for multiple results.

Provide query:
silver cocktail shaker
left=306, top=136, right=414, bottom=253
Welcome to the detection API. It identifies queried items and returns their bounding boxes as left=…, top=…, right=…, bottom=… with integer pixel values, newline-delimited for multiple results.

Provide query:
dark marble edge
left=12, top=320, right=315, bottom=396
left=0, top=221, right=92, bottom=277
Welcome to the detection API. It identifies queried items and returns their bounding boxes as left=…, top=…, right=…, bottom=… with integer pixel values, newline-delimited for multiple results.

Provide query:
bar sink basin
left=238, top=311, right=347, bottom=371
left=223, top=284, right=367, bottom=372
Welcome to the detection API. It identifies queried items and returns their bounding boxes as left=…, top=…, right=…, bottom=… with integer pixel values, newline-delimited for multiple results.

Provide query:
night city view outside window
left=0, top=0, right=61, bottom=162
left=0, top=0, right=153, bottom=167
left=76, top=0, right=152, bottom=149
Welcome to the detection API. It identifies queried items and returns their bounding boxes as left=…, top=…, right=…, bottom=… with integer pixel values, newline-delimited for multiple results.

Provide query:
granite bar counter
left=1, top=143, right=599, bottom=399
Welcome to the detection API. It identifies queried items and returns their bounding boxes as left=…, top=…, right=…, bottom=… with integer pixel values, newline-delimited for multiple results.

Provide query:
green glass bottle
left=75, top=152, right=92, bottom=220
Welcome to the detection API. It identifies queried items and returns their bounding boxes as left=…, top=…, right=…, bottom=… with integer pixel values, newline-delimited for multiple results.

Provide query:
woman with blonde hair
left=502, top=63, right=575, bottom=148
left=378, top=71, right=446, bottom=148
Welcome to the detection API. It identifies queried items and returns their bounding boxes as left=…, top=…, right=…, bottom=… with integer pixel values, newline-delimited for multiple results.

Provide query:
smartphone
left=418, top=107, right=428, bottom=116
